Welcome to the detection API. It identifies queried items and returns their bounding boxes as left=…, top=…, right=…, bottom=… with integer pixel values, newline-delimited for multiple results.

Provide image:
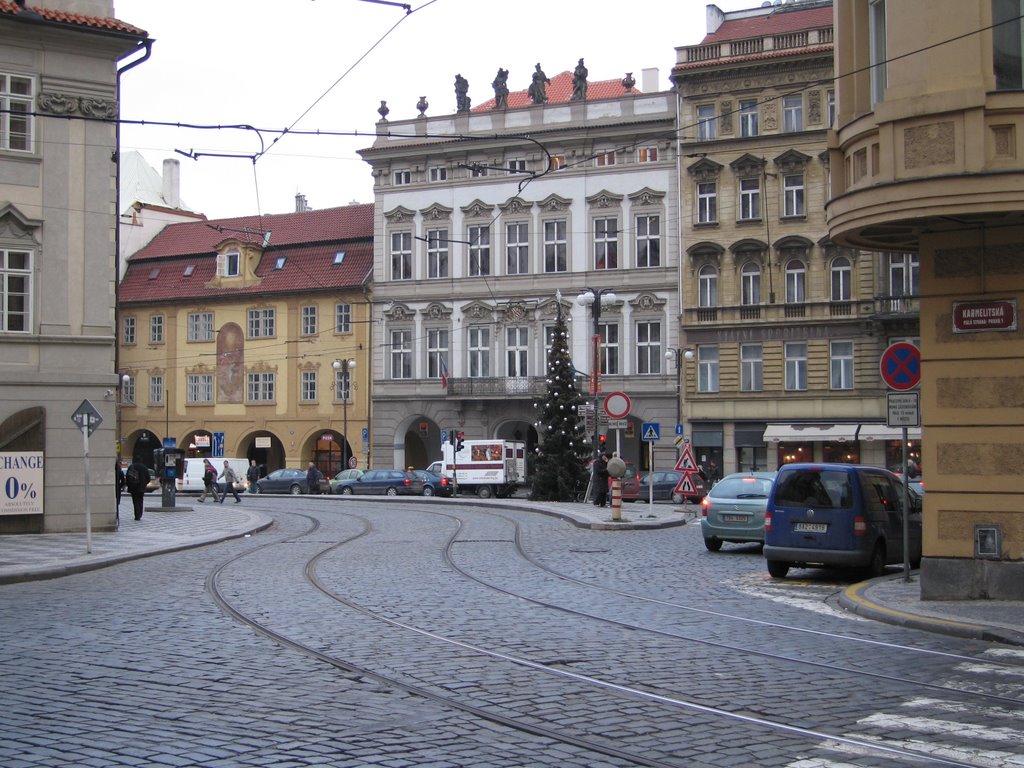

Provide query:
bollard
left=611, top=477, right=622, bottom=521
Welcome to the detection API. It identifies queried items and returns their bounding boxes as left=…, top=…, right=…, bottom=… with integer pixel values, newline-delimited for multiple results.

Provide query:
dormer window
left=224, top=250, right=240, bottom=277
left=275, top=256, right=287, bottom=270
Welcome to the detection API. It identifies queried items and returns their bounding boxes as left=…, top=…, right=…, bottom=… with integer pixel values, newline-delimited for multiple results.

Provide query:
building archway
left=237, top=430, right=286, bottom=476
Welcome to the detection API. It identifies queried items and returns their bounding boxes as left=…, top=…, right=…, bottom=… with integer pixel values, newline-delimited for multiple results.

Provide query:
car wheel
left=254, top=485, right=262, bottom=494
left=340, top=486, right=353, bottom=496
left=477, top=485, right=493, bottom=499
left=386, top=487, right=399, bottom=496
left=866, top=543, right=887, bottom=577
left=704, top=537, right=722, bottom=552
left=289, top=484, right=301, bottom=495
left=422, top=486, right=435, bottom=496
left=671, top=493, right=684, bottom=505
left=767, top=560, right=790, bottom=578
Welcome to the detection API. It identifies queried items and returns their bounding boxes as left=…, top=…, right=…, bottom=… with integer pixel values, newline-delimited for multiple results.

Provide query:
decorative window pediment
left=498, top=196, right=533, bottom=216
left=384, top=205, right=416, bottom=225
left=502, top=300, right=533, bottom=322
left=731, top=238, right=769, bottom=269
left=420, top=203, right=453, bottom=221
left=687, top=241, right=724, bottom=273
left=628, top=293, right=667, bottom=313
left=420, top=302, right=453, bottom=320
left=246, top=361, right=278, bottom=374
left=185, top=363, right=214, bottom=375
left=586, top=190, right=624, bottom=209
left=0, top=204, right=42, bottom=243
left=628, top=187, right=666, bottom=208
left=774, top=235, right=814, bottom=252
left=383, top=302, right=415, bottom=321
left=729, top=153, right=766, bottom=178
left=461, top=199, right=494, bottom=218
left=774, top=149, right=812, bottom=174
left=686, top=157, right=724, bottom=182
left=461, top=301, right=494, bottom=321
left=538, top=193, right=571, bottom=213
left=537, top=297, right=571, bottom=320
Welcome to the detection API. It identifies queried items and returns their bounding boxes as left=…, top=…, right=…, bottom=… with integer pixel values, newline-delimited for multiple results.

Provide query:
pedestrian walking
left=115, top=460, right=125, bottom=509
left=593, top=452, right=610, bottom=508
left=197, top=459, right=221, bottom=503
left=306, top=462, right=321, bottom=495
left=218, top=460, right=241, bottom=503
left=124, top=459, right=148, bottom=520
left=246, top=459, right=260, bottom=493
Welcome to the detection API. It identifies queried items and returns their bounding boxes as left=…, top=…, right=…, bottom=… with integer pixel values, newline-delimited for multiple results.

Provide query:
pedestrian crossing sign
left=641, top=422, right=660, bottom=441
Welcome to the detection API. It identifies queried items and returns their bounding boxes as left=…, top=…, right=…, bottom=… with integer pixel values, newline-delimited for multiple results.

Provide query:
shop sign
left=952, top=299, right=1017, bottom=333
left=0, top=452, right=44, bottom=516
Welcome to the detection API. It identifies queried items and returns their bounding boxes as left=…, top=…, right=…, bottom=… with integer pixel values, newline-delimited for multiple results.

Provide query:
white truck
left=427, top=439, right=527, bottom=498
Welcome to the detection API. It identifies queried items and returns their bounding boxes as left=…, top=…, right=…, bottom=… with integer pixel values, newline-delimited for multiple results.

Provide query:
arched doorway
left=128, top=429, right=161, bottom=469
left=309, top=430, right=353, bottom=477
left=239, top=431, right=285, bottom=475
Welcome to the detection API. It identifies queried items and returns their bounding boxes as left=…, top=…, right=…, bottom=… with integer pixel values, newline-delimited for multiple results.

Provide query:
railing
left=732, top=38, right=764, bottom=56
left=447, top=377, right=547, bottom=397
left=684, top=299, right=883, bottom=326
left=830, top=302, right=852, bottom=317
left=697, top=307, right=718, bottom=322
left=870, top=295, right=921, bottom=317
left=740, top=306, right=761, bottom=321
left=784, top=304, right=806, bottom=319
left=774, top=32, right=808, bottom=50
left=686, top=44, right=721, bottom=63
left=681, top=26, right=832, bottom=65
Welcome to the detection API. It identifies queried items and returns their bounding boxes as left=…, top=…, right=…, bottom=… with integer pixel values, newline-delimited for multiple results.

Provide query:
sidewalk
left=2, top=495, right=1022, bottom=646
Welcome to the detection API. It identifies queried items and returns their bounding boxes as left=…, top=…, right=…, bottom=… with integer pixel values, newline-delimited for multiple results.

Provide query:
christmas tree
left=530, top=298, right=590, bottom=501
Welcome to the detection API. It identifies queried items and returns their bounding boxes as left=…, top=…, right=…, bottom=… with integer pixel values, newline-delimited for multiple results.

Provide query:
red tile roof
left=0, top=1, right=147, bottom=36
left=703, top=4, right=832, bottom=44
left=473, top=71, right=640, bottom=112
left=120, top=204, right=374, bottom=304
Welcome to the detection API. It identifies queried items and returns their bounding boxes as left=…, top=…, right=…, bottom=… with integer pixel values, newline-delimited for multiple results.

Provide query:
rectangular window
left=699, top=268, right=718, bottom=308
left=507, top=158, right=527, bottom=173
left=301, top=370, right=317, bottom=402
left=635, top=215, right=660, bottom=268
left=697, top=104, right=717, bottom=141
left=123, top=315, right=136, bottom=345
left=548, top=155, right=566, bottom=171
left=427, top=328, right=449, bottom=381
left=471, top=165, right=489, bottom=178
left=543, top=219, right=567, bottom=273
left=391, top=231, right=413, bottom=280
left=247, top=308, right=276, bottom=338
left=739, top=99, right=759, bottom=137
left=595, top=150, right=616, bottom=167
left=697, top=182, right=717, bottom=224
left=600, top=323, right=620, bottom=375
left=506, top=326, right=528, bottom=377
left=187, top=312, right=214, bottom=342
left=785, top=342, right=807, bottom=391
left=888, top=253, right=919, bottom=297
left=994, top=0, right=1024, bottom=89
left=830, top=340, right=855, bottom=390
left=0, top=73, right=33, bottom=152
left=301, top=305, right=317, bottom=336
left=246, top=372, right=275, bottom=402
left=506, top=222, right=529, bottom=275
left=594, top=217, right=618, bottom=270
left=827, top=89, right=836, bottom=128
left=222, top=250, right=240, bottom=277
left=637, top=146, right=659, bottom=162
left=869, top=0, right=887, bottom=105
left=122, top=375, right=136, bottom=406
left=468, top=225, right=491, bottom=277
left=334, top=367, right=352, bottom=401
left=697, top=345, right=719, bottom=393
left=335, top=303, right=352, bottom=333
left=740, top=343, right=763, bottom=391
left=149, top=315, right=164, bottom=344
left=188, top=373, right=214, bottom=403
left=426, top=228, right=449, bottom=279
left=739, top=177, right=761, bottom=220
left=429, top=166, right=448, bottom=182
left=783, top=173, right=805, bottom=217
left=468, top=327, right=490, bottom=377
left=390, top=329, right=412, bottom=379
left=393, top=169, right=411, bottom=185
left=636, top=321, right=661, bottom=375
left=783, top=94, right=803, bottom=132
left=150, top=374, right=164, bottom=405
left=1, top=249, right=31, bottom=332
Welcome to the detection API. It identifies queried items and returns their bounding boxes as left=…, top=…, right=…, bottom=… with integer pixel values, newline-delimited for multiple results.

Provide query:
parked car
left=329, top=468, right=364, bottom=493
left=700, top=471, right=777, bottom=551
left=763, top=463, right=922, bottom=579
left=334, top=469, right=424, bottom=496
left=638, top=469, right=708, bottom=504
left=255, top=468, right=320, bottom=495
left=411, top=469, right=451, bottom=497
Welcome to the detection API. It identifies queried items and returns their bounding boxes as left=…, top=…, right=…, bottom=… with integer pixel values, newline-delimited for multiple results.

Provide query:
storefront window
left=737, top=446, right=766, bottom=472
left=777, top=442, right=813, bottom=466
left=823, top=441, right=859, bottom=464
left=885, top=440, right=921, bottom=474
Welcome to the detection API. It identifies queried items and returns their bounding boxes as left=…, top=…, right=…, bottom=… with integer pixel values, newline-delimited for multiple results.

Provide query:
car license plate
left=794, top=522, right=827, bottom=533
left=722, top=514, right=747, bottom=522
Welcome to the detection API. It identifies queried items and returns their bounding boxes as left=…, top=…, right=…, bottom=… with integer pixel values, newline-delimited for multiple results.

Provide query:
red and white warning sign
left=673, top=443, right=701, bottom=499
left=674, top=443, right=698, bottom=472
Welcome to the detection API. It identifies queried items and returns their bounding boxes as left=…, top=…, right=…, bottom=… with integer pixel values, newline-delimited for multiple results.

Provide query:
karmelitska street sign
left=952, top=299, right=1018, bottom=333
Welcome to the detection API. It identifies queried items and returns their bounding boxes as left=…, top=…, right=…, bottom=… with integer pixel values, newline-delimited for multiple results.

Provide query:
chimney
left=642, top=68, right=660, bottom=93
left=295, top=193, right=310, bottom=212
left=162, top=158, right=180, bottom=209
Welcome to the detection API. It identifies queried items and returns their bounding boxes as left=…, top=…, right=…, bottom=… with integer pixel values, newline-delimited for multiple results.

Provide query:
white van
left=177, top=457, right=250, bottom=494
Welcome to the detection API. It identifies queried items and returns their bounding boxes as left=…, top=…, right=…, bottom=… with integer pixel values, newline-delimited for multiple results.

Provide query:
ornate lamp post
left=333, top=358, right=357, bottom=472
left=665, top=348, right=694, bottom=452
left=576, top=288, right=616, bottom=484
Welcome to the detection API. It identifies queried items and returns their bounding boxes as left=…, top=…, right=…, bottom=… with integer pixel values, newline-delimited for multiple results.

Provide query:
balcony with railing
left=683, top=298, right=877, bottom=327
left=681, top=24, right=832, bottom=66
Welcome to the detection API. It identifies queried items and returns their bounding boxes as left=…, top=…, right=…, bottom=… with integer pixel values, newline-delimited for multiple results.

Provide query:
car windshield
left=712, top=476, right=773, bottom=499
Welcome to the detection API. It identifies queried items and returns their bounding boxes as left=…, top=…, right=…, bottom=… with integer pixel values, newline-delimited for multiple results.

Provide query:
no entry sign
left=880, top=342, right=921, bottom=391
left=604, top=391, right=631, bottom=419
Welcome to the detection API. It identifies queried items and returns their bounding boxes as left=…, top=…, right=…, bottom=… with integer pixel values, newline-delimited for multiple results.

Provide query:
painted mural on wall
left=217, top=322, right=244, bottom=404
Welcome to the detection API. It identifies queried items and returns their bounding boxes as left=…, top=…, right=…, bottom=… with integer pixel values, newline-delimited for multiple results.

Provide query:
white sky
left=115, top=0, right=757, bottom=220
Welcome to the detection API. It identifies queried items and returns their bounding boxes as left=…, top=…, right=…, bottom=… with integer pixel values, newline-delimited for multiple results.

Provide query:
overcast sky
left=115, top=0, right=758, bottom=220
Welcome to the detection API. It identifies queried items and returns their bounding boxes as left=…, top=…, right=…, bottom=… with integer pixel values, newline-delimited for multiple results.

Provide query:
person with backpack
left=124, top=460, right=148, bottom=521
left=197, top=459, right=221, bottom=503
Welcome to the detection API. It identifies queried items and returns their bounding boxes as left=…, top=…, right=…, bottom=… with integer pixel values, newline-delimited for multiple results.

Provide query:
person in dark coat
left=124, top=460, right=148, bottom=521
left=198, top=459, right=221, bottom=503
left=593, top=452, right=611, bottom=508
left=306, top=462, right=321, bottom=495
left=246, top=459, right=260, bottom=493
left=115, top=460, right=125, bottom=508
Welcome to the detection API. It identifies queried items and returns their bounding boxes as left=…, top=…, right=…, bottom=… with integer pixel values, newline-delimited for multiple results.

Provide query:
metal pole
left=342, top=366, right=349, bottom=471
left=83, top=415, right=92, bottom=554
left=902, top=426, right=911, bottom=582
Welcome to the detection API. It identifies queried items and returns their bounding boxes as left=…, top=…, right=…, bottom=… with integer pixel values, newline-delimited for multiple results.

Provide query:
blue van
left=763, top=463, right=922, bottom=579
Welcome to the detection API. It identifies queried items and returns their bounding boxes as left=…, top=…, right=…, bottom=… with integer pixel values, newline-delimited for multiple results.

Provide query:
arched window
left=698, top=265, right=718, bottom=308
left=785, top=259, right=806, bottom=304
left=741, top=262, right=761, bottom=305
left=830, top=256, right=852, bottom=301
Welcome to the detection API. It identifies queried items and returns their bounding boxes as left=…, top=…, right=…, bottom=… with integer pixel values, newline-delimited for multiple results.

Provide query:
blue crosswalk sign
left=641, top=422, right=660, bottom=441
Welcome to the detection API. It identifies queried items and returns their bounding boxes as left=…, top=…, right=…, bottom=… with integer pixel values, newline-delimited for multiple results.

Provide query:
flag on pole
left=440, top=356, right=449, bottom=389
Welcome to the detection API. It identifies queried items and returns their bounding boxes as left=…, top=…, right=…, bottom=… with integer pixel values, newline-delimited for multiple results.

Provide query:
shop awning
left=857, top=424, right=922, bottom=441
left=763, top=423, right=860, bottom=442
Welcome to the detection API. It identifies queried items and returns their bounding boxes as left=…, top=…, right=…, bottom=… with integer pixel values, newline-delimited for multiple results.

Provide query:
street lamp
left=576, top=288, right=616, bottom=481
left=665, top=348, right=694, bottom=449
left=333, top=358, right=357, bottom=472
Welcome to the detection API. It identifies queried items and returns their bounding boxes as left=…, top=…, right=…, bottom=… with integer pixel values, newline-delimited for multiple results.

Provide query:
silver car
left=700, top=471, right=777, bottom=552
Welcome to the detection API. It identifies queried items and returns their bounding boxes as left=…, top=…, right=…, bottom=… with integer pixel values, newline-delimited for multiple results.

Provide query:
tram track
left=206, top=504, right=1023, bottom=767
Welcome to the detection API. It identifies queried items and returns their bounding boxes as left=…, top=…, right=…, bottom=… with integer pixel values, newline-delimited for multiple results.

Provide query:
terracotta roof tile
left=473, top=71, right=639, bottom=112
left=703, top=4, right=832, bottom=44
left=0, top=1, right=147, bottom=36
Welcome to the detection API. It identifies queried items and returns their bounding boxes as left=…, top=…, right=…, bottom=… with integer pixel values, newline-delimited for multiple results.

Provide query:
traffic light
left=599, top=434, right=607, bottom=450
left=455, top=431, right=465, bottom=452
left=449, top=430, right=456, bottom=447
